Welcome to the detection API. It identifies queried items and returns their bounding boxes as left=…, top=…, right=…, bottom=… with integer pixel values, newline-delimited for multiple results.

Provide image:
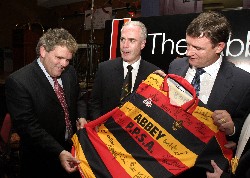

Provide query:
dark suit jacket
left=168, top=57, right=250, bottom=178
left=5, top=60, right=86, bottom=178
left=220, top=143, right=250, bottom=178
left=234, top=147, right=250, bottom=178
left=89, top=57, right=160, bottom=120
left=168, top=57, right=250, bottom=142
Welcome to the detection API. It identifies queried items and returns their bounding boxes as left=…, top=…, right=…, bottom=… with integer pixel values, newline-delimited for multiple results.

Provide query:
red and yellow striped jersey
left=72, top=73, right=233, bottom=178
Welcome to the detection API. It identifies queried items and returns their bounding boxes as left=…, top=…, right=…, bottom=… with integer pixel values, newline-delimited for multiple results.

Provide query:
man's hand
left=212, top=110, right=235, bottom=135
left=153, top=70, right=166, bottom=77
left=76, top=118, right=88, bottom=130
left=59, top=150, right=80, bottom=173
left=206, top=160, right=223, bottom=178
left=224, top=141, right=236, bottom=149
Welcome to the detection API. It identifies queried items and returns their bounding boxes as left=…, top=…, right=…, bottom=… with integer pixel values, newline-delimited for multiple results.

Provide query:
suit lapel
left=32, top=61, right=59, bottom=104
left=61, top=69, right=71, bottom=108
left=112, top=58, right=124, bottom=97
left=172, top=58, right=190, bottom=77
left=134, top=60, right=145, bottom=89
left=207, top=60, right=233, bottom=110
left=134, top=59, right=156, bottom=90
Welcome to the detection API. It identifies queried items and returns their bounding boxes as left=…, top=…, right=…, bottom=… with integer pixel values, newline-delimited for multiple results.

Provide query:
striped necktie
left=120, top=65, right=133, bottom=103
left=53, top=78, right=73, bottom=139
left=191, top=68, right=205, bottom=96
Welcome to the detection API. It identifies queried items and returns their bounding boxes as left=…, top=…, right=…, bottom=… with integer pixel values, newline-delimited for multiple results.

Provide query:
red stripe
left=215, top=132, right=233, bottom=161
left=110, top=18, right=131, bottom=60
left=124, top=18, right=130, bottom=23
left=162, top=74, right=198, bottom=113
left=110, top=20, right=119, bottom=59
left=71, top=144, right=86, bottom=178
left=113, top=109, right=190, bottom=175
left=137, top=82, right=216, bottom=143
left=86, top=125, right=131, bottom=178
left=86, top=108, right=117, bottom=128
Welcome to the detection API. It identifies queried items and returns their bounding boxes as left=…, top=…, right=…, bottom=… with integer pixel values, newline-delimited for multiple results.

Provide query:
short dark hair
left=186, top=11, right=232, bottom=47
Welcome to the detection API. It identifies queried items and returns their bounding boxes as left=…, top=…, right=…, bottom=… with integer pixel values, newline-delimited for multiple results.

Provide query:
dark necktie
left=191, top=68, right=205, bottom=96
left=120, top=65, right=133, bottom=102
left=53, top=78, right=73, bottom=139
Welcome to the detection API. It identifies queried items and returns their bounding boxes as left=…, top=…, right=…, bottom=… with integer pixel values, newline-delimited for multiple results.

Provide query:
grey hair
left=121, top=21, right=147, bottom=40
left=36, top=28, right=78, bottom=56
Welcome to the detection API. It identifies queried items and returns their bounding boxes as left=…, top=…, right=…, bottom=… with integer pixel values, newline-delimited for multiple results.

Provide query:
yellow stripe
left=231, top=156, right=239, bottom=174
left=97, top=124, right=153, bottom=178
left=142, top=73, right=167, bottom=95
left=192, top=107, right=218, bottom=133
left=120, top=102, right=198, bottom=167
left=71, top=134, right=96, bottom=178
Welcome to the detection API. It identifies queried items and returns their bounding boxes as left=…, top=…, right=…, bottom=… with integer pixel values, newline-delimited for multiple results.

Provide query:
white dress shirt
left=185, top=56, right=222, bottom=104
left=123, top=57, right=141, bottom=92
left=37, top=58, right=63, bottom=88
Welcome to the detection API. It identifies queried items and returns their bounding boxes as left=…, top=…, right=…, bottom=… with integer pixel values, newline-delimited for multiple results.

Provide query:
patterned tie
left=191, top=68, right=205, bottom=96
left=53, top=78, right=73, bottom=139
left=120, top=65, right=133, bottom=103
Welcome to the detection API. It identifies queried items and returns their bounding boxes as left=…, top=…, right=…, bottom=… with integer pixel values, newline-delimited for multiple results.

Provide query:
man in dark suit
left=163, top=11, right=250, bottom=177
left=5, top=28, right=87, bottom=178
left=89, top=21, right=160, bottom=120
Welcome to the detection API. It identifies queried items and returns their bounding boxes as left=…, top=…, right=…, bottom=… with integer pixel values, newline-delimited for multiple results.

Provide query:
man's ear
left=215, top=42, right=225, bottom=54
left=40, top=46, right=46, bottom=58
left=141, top=40, right=146, bottom=50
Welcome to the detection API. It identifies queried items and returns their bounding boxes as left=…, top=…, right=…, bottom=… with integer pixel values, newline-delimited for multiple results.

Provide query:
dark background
left=104, top=9, right=250, bottom=72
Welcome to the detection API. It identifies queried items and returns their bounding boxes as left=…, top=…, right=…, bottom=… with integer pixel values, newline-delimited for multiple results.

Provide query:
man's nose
left=186, top=47, right=195, bottom=56
left=60, top=59, right=69, bottom=67
left=121, top=40, right=129, bottom=47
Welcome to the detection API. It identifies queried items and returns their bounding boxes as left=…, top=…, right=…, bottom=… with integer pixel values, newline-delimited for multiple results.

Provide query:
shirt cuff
left=229, top=126, right=235, bottom=136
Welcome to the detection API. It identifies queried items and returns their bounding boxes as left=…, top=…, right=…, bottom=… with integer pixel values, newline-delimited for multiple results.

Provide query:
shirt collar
left=190, top=56, right=222, bottom=76
left=203, top=56, right=222, bottom=76
left=37, top=58, right=52, bottom=79
left=123, top=57, right=141, bottom=71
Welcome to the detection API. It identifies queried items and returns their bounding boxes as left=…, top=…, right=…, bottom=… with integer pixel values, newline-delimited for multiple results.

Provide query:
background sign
left=104, top=9, right=250, bottom=73
left=85, top=7, right=112, bottom=30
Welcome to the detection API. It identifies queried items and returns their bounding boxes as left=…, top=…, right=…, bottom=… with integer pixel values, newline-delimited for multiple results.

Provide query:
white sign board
left=161, top=0, right=203, bottom=15
left=85, top=7, right=112, bottom=30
